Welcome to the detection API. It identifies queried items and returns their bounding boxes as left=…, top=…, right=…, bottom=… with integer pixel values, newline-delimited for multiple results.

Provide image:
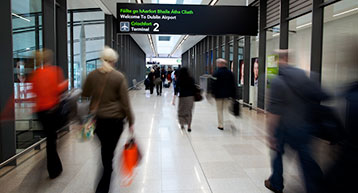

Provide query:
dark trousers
left=269, top=126, right=323, bottom=193
left=150, top=83, right=154, bottom=94
left=156, top=82, right=162, bottom=95
left=37, top=109, right=63, bottom=178
left=95, top=118, right=124, bottom=193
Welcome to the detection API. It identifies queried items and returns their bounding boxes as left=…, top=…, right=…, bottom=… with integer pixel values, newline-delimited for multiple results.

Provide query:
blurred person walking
left=265, top=50, right=328, bottom=193
left=323, top=82, right=358, bottom=193
left=82, top=46, right=135, bottom=193
left=176, top=67, right=196, bottom=132
left=172, top=69, right=179, bottom=105
left=161, top=67, right=167, bottom=85
left=147, top=68, right=155, bottom=94
left=29, top=49, right=68, bottom=179
left=212, top=58, right=236, bottom=130
left=154, top=66, right=162, bottom=96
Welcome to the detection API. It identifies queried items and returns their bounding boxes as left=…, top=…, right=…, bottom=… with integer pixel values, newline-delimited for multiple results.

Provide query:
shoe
left=49, top=169, right=62, bottom=179
left=218, top=127, right=224, bottom=130
left=187, top=128, right=191, bottom=132
left=264, top=180, right=282, bottom=193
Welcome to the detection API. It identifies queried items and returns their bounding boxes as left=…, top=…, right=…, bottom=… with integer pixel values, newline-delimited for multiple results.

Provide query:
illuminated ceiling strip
left=296, top=22, right=312, bottom=29
left=171, top=0, right=218, bottom=57
left=209, top=0, right=218, bottom=6
left=170, top=35, right=188, bottom=57
left=12, top=13, right=30, bottom=22
left=93, top=0, right=111, bottom=15
left=333, top=7, right=358, bottom=17
left=147, top=34, right=158, bottom=57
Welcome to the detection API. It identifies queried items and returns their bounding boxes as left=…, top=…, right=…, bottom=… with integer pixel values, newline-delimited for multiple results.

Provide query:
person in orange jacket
left=29, top=49, right=68, bottom=179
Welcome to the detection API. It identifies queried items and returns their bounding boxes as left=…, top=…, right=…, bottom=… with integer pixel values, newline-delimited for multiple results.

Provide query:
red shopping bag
left=120, top=138, right=142, bottom=186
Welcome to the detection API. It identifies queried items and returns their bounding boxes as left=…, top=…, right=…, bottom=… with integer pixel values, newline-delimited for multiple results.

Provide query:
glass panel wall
left=69, top=10, right=105, bottom=88
left=12, top=0, right=43, bottom=152
left=238, top=38, right=244, bottom=86
left=288, top=13, right=312, bottom=73
left=322, top=0, right=358, bottom=94
left=229, top=43, right=234, bottom=72
left=221, top=45, right=225, bottom=58
left=249, top=36, right=259, bottom=106
left=265, top=26, right=280, bottom=109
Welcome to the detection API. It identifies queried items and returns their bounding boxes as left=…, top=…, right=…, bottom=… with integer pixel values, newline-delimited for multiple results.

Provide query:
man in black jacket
left=212, top=58, right=236, bottom=130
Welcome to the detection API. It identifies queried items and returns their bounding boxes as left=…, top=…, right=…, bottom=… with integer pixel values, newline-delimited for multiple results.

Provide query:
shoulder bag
left=79, top=73, right=109, bottom=141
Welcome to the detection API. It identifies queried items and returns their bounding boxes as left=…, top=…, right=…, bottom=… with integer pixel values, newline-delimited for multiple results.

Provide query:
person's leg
left=295, top=143, right=323, bottom=193
left=266, top=128, right=285, bottom=192
left=187, top=97, right=194, bottom=132
left=216, top=99, right=224, bottom=129
left=150, top=83, right=154, bottom=94
left=268, top=150, right=284, bottom=191
left=37, top=111, right=63, bottom=179
left=95, top=118, right=123, bottom=193
left=156, top=83, right=160, bottom=95
left=159, top=81, right=162, bottom=95
left=178, top=97, right=185, bottom=128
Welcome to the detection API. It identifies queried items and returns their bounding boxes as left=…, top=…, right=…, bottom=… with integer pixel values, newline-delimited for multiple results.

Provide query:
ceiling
left=68, top=0, right=249, bottom=58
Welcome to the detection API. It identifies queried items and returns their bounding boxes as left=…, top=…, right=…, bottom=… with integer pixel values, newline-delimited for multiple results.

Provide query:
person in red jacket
left=29, top=49, right=68, bottom=179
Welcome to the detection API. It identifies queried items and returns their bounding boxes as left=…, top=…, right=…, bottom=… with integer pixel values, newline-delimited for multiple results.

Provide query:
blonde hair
left=98, top=46, right=118, bottom=73
left=216, top=58, right=227, bottom=66
left=34, top=49, right=53, bottom=67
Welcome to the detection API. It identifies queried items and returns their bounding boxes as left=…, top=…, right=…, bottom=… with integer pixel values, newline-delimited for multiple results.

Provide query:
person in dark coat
left=176, top=67, right=196, bottom=132
left=265, top=50, right=328, bottom=193
left=323, top=82, right=358, bottom=193
left=154, top=66, right=162, bottom=96
left=212, top=58, right=236, bottom=130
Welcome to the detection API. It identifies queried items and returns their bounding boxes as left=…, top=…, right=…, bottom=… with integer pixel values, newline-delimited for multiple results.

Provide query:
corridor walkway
left=0, top=86, right=305, bottom=193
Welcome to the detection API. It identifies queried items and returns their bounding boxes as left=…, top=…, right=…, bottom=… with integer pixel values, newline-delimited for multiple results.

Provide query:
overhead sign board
left=117, top=3, right=258, bottom=35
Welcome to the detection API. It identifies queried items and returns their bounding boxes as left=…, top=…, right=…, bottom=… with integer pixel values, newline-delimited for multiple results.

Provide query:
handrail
left=0, top=138, right=46, bottom=168
left=0, top=79, right=145, bottom=169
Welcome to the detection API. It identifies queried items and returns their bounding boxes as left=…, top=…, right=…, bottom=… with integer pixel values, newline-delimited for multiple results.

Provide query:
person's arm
left=57, top=68, right=68, bottom=93
left=118, top=77, right=135, bottom=128
left=81, top=73, right=92, bottom=98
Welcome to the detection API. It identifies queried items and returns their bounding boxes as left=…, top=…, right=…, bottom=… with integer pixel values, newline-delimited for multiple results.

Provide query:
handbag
left=231, top=99, right=240, bottom=117
left=154, top=77, right=162, bottom=85
left=79, top=73, right=109, bottom=141
left=194, top=85, right=203, bottom=102
left=120, top=137, right=142, bottom=186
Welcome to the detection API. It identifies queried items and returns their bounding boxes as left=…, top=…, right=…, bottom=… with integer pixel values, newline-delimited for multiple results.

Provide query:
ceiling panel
left=67, top=0, right=100, bottom=9
left=216, top=0, right=247, bottom=6
left=171, top=35, right=206, bottom=57
left=130, top=34, right=155, bottom=57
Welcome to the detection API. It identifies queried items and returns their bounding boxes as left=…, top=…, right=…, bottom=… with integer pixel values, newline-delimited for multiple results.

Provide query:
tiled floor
left=0, top=86, right=305, bottom=193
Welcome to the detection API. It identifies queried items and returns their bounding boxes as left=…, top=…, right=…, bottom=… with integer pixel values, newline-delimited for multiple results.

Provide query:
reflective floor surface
left=0, top=86, right=306, bottom=193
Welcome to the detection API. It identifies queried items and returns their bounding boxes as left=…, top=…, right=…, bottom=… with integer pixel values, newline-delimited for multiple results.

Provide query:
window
left=69, top=10, right=105, bottom=88
left=322, top=0, right=358, bottom=93
left=12, top=0, right=43, bottom=151
left=288, top=13, right=312, bottom=72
